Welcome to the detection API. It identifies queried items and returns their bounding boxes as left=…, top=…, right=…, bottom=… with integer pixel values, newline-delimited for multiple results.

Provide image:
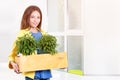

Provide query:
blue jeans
left=25, top=77, right=50, bottom=80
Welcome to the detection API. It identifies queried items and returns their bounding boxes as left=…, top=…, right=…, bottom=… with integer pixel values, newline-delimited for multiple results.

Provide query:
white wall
left=83, top=0, right=120, bottom=75
left=0, top=0, right=47, bottom=62
left=47, top=0, right=64, bottom=32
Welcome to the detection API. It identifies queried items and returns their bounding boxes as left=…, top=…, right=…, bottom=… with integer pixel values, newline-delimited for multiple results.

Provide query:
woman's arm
left=8, top=30, right=27, bottom=73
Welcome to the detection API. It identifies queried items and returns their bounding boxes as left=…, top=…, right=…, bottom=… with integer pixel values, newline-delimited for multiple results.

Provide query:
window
left=47, top=0, right=83, bottom=71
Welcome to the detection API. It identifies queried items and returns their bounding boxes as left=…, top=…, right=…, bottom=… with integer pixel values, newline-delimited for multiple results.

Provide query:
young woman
left=8, top=5, right=52, bottom=80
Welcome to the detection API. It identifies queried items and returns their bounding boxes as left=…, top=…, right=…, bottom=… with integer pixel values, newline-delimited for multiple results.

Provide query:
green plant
left=16, top=33, right=37, bottom=56
left=37, top=34, right=57, bottom=55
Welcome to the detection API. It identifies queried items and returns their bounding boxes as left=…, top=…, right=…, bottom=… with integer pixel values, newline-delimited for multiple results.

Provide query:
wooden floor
left=1, top=62, right=120, bottom=80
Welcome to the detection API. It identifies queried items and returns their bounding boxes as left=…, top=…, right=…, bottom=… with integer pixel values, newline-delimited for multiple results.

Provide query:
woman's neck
left=30, top=27, right=38, bottom=33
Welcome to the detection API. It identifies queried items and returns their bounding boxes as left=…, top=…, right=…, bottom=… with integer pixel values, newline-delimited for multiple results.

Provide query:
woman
left=8, top=5, right=52, bottom=80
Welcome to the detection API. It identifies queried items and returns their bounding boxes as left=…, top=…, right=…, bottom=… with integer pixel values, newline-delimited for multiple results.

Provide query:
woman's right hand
left=10, top=61, right=20, bottom=74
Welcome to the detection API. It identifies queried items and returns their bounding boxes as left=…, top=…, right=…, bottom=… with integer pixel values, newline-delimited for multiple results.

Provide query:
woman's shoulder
left=17, top=29, right=30, bottom=37
left=41, top=29, right=47, bottom=35
left=19, top=28, right=30, bottom=33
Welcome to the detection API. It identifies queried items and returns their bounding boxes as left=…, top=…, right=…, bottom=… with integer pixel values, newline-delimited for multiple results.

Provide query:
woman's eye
left=31, top=16, right=34, bottom=18
left=37, top=16, right=40, bottom=19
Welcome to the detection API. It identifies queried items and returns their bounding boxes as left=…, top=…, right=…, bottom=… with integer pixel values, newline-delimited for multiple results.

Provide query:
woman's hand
left=60, top=68, right=67, bottom=71
left=10, top=61, right=20, bottom=74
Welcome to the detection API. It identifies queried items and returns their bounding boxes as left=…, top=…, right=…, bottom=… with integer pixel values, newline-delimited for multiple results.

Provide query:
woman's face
left=29, top=10, right=40, bottom=28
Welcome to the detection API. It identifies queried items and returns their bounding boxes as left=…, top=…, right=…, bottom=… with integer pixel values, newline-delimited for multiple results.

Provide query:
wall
left=47, top=0, right=64, bottom=32
left=83, top=0, right=120, bottom=75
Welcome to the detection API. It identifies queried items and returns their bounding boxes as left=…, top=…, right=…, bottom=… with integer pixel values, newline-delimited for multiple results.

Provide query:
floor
left=1, top=62, right=120, bottom=80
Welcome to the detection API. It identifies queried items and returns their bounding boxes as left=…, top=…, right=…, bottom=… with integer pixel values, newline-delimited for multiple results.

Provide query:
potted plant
left=15, top=33, right=68, bottom=72
left=37, top=34, right=57, bottom=55
left=16, top=33, right=37, bottom=56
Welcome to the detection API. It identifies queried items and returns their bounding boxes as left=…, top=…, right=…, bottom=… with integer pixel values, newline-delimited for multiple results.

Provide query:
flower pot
left=15, top=52, right=68, bottom=72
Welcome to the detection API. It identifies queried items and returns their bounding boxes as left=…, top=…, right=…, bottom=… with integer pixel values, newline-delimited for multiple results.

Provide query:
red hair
left=20, top=5, right=42, bottom=30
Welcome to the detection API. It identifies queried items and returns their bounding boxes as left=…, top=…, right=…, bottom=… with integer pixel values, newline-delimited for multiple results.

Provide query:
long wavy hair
left=20, top=5, right=42, bottom=30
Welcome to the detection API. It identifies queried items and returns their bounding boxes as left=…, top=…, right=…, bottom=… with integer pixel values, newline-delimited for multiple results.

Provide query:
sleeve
left=8, top=30, right=24, bottom=69
left=41, top=29, right=47, bottom=35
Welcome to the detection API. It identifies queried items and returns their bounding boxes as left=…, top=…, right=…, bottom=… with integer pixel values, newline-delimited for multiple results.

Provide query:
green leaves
left=16, top=33, right=37, bottom=56
left=37, top=34, right=58, bottom=55
left=16, top=33, right=58, bottom=56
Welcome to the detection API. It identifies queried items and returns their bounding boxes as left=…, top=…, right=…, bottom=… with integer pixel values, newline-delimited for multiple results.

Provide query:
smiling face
left=29, top=10, right=41, bottom=28
left=20, top=6, right=42, bottom=30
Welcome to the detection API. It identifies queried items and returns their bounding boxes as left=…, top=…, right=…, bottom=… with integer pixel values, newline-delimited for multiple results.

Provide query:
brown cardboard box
left=15, top=52, right=68, bottom=72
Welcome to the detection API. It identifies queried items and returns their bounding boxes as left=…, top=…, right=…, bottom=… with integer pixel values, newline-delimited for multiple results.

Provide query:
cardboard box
left=15, top=52, right=68, bottom=72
